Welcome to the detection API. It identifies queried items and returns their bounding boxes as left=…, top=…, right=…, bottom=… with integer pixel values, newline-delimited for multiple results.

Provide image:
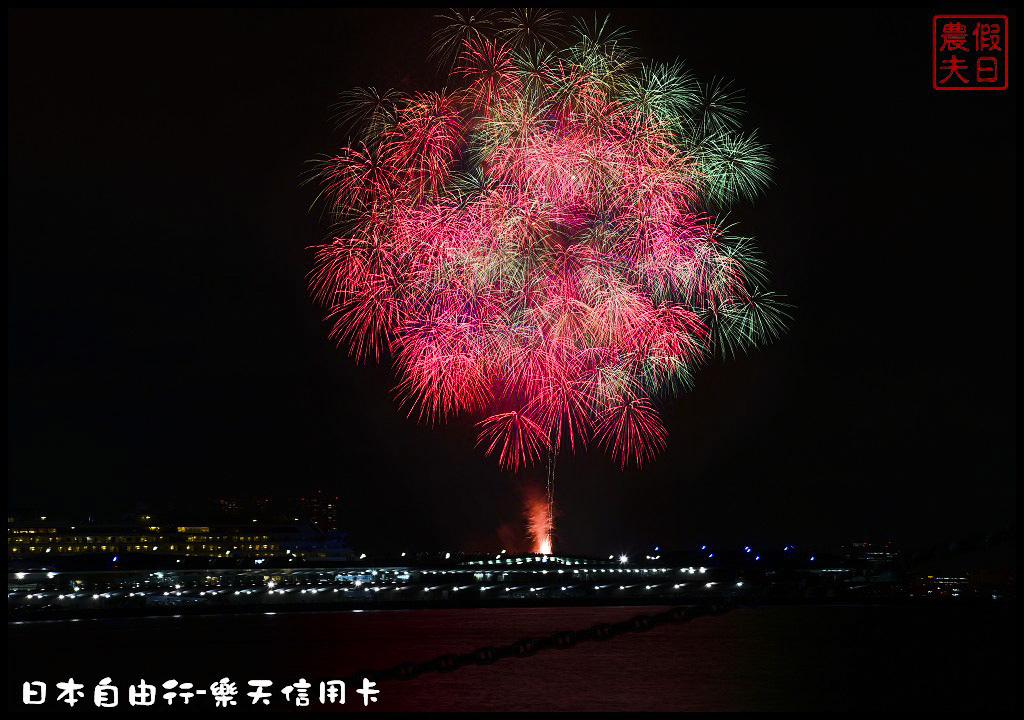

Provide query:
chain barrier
left=340, top=597, right=742, bottom=686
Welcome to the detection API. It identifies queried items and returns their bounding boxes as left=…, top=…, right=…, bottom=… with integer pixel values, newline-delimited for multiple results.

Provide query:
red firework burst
left=310, top=13, right=786, bottom=470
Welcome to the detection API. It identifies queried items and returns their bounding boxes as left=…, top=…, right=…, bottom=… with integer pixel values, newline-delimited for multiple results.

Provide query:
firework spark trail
left=310, top=11, right=788, bottom=474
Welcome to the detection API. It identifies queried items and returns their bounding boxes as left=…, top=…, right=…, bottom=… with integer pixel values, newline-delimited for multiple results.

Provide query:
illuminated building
left=843, top=540, right=900, bottom=564
left=8, top=518, right=352, bottom=562
left=298, top=490, right=340, bottom=533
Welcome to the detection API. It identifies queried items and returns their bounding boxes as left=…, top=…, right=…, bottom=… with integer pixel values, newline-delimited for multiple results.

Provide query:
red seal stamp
left=933, top=15, right=1008, bottom=90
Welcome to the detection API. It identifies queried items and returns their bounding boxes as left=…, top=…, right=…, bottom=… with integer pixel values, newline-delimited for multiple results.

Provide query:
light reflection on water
left=7, top=604, right=1015, bottom=711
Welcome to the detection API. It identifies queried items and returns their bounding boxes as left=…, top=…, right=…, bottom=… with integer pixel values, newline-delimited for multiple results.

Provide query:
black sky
left=7, top=8, right=1016, bottom=556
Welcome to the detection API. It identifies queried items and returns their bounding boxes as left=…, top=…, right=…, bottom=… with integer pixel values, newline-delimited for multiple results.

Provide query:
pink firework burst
left=309, top=13, right=787, bottom=470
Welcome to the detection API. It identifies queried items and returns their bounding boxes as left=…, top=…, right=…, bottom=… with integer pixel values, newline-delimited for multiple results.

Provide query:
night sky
left=8, top=9, right=1016, bottom=556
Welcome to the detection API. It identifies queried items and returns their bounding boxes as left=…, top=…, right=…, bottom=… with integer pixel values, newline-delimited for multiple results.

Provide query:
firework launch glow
left=522, top=481, right=554, bottom=554
left=310, top=10, right=787, bottom=471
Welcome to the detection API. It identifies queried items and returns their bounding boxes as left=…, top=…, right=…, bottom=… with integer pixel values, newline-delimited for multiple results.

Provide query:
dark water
left=8, top=604, right=1016, bottom=712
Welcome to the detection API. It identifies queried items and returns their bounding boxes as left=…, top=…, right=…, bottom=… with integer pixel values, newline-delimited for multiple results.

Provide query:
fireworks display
left=310, top=10, right=786, bottom=472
